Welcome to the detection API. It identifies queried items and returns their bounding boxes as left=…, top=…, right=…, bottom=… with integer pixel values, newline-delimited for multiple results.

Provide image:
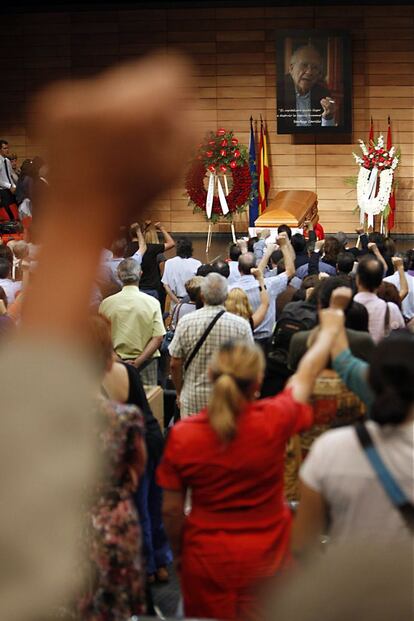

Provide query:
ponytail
left=208, top=374, right=246, bottom=442
left=207, top=340, right=265, bottom=443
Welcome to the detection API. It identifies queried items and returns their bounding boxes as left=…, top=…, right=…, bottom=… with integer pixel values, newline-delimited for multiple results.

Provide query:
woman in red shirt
left=157, top=309, right=344, bottom=620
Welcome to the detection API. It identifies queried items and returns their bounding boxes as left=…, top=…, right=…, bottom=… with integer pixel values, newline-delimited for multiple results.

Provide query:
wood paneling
left=0, top=4, right=413, bottom=234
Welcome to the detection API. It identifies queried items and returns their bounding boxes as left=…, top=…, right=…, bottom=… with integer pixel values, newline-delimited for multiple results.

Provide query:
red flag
left=369, top=116, right=374, bottom=144
left=258, top=118, right=270, bottom=215
left=386, top=116, right=396, bottom=232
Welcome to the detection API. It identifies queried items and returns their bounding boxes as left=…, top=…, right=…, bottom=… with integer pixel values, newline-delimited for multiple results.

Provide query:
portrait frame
left=276, top=29, right=353, bottom=135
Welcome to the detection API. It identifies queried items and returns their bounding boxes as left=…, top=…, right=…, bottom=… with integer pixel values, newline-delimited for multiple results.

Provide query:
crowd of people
left=0, top=54, right=412, bottom=621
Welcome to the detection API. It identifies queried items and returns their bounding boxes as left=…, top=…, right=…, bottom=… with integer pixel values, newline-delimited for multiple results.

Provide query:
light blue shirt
left=227, top=261, right=241, bottom=286
left=332, top=348, right=373, bottom=410
left=230, top=273, right=288, bottom=339
left=253, top=239, right=266, bottom=262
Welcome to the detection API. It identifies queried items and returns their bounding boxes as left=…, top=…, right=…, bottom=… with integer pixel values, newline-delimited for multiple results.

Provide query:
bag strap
left=169, top=301, right=182, bottom=329
left=384, top=302, right=390, bottom=335
left=184, top=310, right=225, bottom=372
left=175, top=301, right=186, bottom=325
left=355, top=421, right=414, bottom=533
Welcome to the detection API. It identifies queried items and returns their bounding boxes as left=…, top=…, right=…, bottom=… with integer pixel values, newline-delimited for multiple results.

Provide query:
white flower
left=377, top=135, right=384, bottom=148
left=357, top=166, right=393, bottom=216
left=389, top=147, right=395, bottom=157
left=358, top=139, right=368, bottom=155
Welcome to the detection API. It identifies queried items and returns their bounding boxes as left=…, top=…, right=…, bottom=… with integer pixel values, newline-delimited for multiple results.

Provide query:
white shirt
left=0, top=278, right=21, bottom=304
left=161, top=256, right=201, bottom=298
left=227, top=261, right=241, bottom=286
left=384, top=271, right=414, bottom=320
left=301, top=421, right=414, bottom=544
left=0, top=155, right=16, bottom=190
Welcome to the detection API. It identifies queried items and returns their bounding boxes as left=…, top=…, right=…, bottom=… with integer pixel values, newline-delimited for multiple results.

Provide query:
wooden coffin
left=254, top=190, right=318, bottom=228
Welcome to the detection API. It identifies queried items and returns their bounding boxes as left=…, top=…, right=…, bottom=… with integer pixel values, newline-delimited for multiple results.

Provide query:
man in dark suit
left=277, top=44, right=336, bottom=132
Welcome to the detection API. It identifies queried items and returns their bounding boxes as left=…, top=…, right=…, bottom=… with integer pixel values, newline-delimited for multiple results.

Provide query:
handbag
left=355, top=421, right=414, bottom=533
left=160, top=302, right=183, bottom=354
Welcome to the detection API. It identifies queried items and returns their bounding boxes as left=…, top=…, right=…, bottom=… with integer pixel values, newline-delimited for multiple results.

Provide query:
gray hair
left=290, top=44, right=323, bottom=72
left=201, top=272, right=228, bottom=306
left=117, top=258, right=142, bottom=284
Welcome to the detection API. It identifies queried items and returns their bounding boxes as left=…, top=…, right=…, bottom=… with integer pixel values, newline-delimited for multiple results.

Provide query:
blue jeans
left=134, top=455, right=172, bottom=575
left=141, top=288, right=160, bottom=301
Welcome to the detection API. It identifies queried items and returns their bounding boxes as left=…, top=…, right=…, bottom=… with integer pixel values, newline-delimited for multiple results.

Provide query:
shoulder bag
left=160, top=302, right=183, bottom=354
left=355, top=421, right=414, bottom=534
left=184, top=310, right=225, bottom=372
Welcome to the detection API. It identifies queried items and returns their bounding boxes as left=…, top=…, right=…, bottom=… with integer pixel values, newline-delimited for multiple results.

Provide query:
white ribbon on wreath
left=206, top=171, right=229, bottom=219
left=357, top=166, right=394, bottom=228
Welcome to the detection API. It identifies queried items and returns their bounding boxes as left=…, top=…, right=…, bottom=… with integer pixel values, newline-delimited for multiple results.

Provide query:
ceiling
left=2, top=0, right=414, bottom=14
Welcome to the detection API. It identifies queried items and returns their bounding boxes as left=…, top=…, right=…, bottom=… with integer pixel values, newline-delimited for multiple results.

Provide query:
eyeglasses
left=297, top=62, right=321, bottom=72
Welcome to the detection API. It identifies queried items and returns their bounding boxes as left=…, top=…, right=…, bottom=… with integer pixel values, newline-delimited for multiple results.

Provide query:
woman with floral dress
left=78, top=318, right=147, bottom=620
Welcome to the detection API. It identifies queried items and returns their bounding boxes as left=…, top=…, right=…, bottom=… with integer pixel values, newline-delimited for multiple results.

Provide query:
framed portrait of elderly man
left=276, top=30, right=352, bottom=134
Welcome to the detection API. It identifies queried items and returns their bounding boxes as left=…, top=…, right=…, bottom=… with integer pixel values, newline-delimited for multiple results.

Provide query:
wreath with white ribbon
left=353, top=135, right=399, bottom=227
left=185, top=128, right=254, bottom=224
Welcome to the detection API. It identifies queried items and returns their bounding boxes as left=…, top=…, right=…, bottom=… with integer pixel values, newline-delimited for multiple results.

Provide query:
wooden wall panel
left=0, top=4, right=413, bottom=234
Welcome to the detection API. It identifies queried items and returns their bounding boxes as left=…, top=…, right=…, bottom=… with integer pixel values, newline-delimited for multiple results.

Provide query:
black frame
left=276, top=29, right=352, bottom=135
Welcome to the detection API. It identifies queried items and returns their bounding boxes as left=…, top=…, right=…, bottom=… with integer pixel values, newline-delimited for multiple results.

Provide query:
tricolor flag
left=386, top=116, right=396, bottom=232
left=258, top=117, right=270, bottom=215
left=248, top=117, right=259, bottom=226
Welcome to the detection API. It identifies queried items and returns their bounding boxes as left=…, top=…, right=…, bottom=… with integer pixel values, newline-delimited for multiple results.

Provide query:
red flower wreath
left=185, top=128, right=254, bottom=224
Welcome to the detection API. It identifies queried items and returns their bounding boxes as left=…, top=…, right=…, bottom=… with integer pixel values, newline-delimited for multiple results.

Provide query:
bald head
left=357, top=257, right=383, bottom=292
left=289, top=45, right=324, bottom=95
left=238, top=252, right=256, bottom=275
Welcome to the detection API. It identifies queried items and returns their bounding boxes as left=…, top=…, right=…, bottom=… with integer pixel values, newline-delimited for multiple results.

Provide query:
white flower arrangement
left=353, top=134, right=399, bottom=227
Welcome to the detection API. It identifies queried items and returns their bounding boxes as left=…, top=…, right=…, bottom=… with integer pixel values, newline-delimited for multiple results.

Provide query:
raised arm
left=368, top=242, right=387, bottom=275
left=250, top=267, right=269, bottom=328
left=329, top=287, right=373, bottom=407
left=23, top=54, right=193, bottom=340
left=4, top=53, right=194, bottom=621
left=155, top=221, right=175, bottom=251
left=257, top=242, right=275, bottom=274
left=392, top=256, right=408, bottom=301
left=278, top=232, right=295, bottom=279
left=135, top=225, right=147, bottom=257
left=236, top=239, right=248, bottom=255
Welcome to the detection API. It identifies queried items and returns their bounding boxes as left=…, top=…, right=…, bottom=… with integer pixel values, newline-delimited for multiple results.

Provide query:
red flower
left=186, top=133, right=252, bottom=222
left=221, top=139, right=228, bottom=147
left=208, top=140, right=215, bottom=146
left=231, top=138, right=239, bottom=145
left=216, top=128, right=226, bottom=136
left=220, top=149, right=227, bottom=157
left=234, top=149, right=241, bottom=158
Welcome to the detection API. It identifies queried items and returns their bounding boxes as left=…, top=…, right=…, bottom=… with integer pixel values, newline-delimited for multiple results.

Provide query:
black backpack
left=267, top=301, right=318, bottom=376
left=270, top=301, right=318, bottom=360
